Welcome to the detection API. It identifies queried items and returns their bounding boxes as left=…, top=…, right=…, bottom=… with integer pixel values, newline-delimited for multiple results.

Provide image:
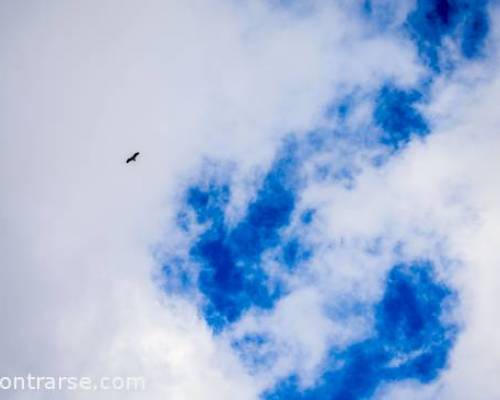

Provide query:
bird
left=126, top=152, right=140, bottom=164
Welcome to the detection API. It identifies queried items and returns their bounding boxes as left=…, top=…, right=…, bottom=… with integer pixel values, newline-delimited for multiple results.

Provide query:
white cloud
left=1, top=1, right=499, bottom=399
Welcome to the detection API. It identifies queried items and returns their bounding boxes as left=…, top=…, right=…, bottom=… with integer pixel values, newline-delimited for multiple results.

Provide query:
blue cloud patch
left=232, top=333, right=278, bottom=373
left=281, top=237, right=313, bottom=271
left=264, top=261, right=457, bottom=399
left=406, top=0, right=490, bottom=70
left=165, top=143, right=316, bottom=331
left=374, top=84, right=430, bottom=149
left=460, top=5, right=489, bottom=59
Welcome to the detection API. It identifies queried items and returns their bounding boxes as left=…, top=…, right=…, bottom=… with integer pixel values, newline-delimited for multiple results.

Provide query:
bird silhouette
left=126, top=152, right=140, bottom=164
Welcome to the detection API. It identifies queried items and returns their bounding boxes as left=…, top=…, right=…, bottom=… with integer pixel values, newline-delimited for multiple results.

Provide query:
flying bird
left=126, top=152, right=140, bottom=164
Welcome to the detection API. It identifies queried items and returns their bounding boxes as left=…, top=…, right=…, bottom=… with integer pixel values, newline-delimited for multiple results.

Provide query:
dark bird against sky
left=126, top=152, right=140, bottom=164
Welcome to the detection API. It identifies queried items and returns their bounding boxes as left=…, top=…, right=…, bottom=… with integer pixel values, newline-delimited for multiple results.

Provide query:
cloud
left=1, top=0, right=499, bottom=399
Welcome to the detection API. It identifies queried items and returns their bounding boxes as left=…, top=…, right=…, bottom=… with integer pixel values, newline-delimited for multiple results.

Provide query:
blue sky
left=1, top=1, right=500, bottom=399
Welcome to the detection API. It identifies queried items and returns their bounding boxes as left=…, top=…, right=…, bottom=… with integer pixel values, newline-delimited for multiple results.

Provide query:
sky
left=1, top=0, right=500, bottom=399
